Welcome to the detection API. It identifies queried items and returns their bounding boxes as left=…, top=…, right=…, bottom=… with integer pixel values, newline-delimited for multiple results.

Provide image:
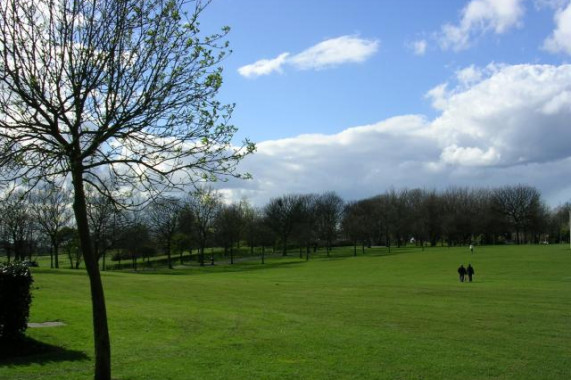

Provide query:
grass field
left=1, top=244, right=570, bottom=379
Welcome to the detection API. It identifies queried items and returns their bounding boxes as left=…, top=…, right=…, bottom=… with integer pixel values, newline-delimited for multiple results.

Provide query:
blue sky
left=195, top=0, right=571, bottom=207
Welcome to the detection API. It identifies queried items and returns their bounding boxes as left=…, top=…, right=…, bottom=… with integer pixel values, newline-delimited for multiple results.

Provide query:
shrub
left=0, top=262, right=34, bottom=340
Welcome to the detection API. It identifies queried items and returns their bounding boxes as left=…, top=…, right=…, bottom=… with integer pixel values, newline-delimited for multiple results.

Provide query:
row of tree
left=2, top=184, right=570, bottom=269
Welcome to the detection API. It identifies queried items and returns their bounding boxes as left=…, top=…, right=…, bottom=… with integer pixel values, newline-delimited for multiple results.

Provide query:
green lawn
left=1, top=245, right=570, bottom=379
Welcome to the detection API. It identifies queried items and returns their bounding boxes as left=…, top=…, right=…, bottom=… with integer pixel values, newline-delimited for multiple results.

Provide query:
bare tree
left=184, top=187, right=221, bottom=266
left=116, top=217, right=152, bottom=270
left=264, top=194, right=305, bottom=256
left=341, top=200, right=369, bottom=256
left=0, top=190, right=35, bottom=262
left=550, top=203, right=571, bottom=244
left=86, top=185, right=122, bottom=271
left=30, top=182, right=73, bottom=268
left=492, top=185, right=542, bottom=244
left=175, top=203, right=196, bottom=264
left=214, top=203, right=243, bottom=264
left=59, top=226, right=81, bottom=269
left=315, top=192, right=344, bottom=255
left=240, top=200, right=258, bottom=255
left=0, top=1, right=253, bottom=378
left=147, top=196, right=182, bottom=269
left=291, top=194, right=317, bottom=259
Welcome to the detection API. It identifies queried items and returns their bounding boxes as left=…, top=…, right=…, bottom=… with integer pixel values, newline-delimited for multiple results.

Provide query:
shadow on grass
left=135, top=256, right=308, bottom=275
left=117, top=247, right=422, bottom=276
left=0, top=336, right=89, bottom=366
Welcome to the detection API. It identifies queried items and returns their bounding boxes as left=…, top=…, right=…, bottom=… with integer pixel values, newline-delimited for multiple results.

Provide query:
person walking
left=469, top=244, right=474, bottom=254
left=467, top=264, right=475, bottom=282
left=457, top=264, right=467, bottom=282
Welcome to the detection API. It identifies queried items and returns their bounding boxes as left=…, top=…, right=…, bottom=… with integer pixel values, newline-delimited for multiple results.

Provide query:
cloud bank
left=238, top=35, right=379, bottom=78
left=221, top=64, right=571, bottom=207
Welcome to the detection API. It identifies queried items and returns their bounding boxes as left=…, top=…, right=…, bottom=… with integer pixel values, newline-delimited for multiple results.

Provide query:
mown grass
left=1, top=244, right=570, bottom=379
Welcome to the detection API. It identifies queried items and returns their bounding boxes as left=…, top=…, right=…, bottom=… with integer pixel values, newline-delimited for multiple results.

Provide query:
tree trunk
left=167, top=241, right=172, bottom=269
left=54, top=243, right=60, bottom=269
left=71, top=168, right=111, bottom=380
left=199, top=246, right=205, bottom=266
left=282, top=235, right=288, bottom=256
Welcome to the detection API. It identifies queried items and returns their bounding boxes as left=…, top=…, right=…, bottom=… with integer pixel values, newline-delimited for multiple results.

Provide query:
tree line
left=2, top=183, right=569, bottom=269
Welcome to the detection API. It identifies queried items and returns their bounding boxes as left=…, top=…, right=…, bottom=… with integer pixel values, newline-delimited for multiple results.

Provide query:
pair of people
left=457, top=264, right=475, bottom=282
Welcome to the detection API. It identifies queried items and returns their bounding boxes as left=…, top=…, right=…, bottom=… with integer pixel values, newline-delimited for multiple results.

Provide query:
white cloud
left=440, top=145, right=501, bottom=166
left=425, top=83, right=449, bottom=110
left=237, top=52, right=290, bottom=78
left=238, top=35, right=379, bottom=77
left=543, top=1, right=571, bottom=55
left=221, top=64, right=571, bottom=207
left=455, top=65, right=484, bottom=86
left=288, top=35, right=379, bottom=70
left=439, top=0, right=525, bottom=51
left=429, top=64, right=571, bottom=165
left=410, top=40, right=427, bottom=55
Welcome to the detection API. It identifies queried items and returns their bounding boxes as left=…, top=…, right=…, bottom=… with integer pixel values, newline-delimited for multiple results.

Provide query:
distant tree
left=172, top=232, right=192, bottom=265
left=60, top=226, right=81, bottom=269
left=257, top=212, right=276, bottom=264
left=492, top=185, right=542, bottom=244
left=550, top=203, right=571, bottom=244
left=117, top=221, right=152, bottom=270
left=315, top=192, right=344, bottom=256
left=405, top=188, right=429, bottom=248
left=184, top=188, right=221, bottom=266
left=240, top=201, right=258, bottom=255
left=527, top=200, right=550, bottom=243
left=30, top=182, right=73, bottom=268
left=86, top=185, right=122, bottom=271
left=176, top=204, right=196, bottom=263
left=0, top=0, right=254, bottom=377
left=147, top=197, right=182, bottom=269
left=0, top=191, right=34, bottom=262
left=291, top=194, right=318, bottom=259
left=264, top=194, right=305, bottom=256
left=440, top=187, right=478, bottom=246
left=341, top=200, right=370, bottom=256
left=421, top=190, right=443, bottom=247
left=214, top=203, right=243, bottom=264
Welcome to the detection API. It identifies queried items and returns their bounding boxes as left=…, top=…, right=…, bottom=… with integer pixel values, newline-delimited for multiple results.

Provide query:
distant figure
left=458, top=264, right=467, bottom=282
left=467, top=264, right=475, bottom=282
left=469, top=244, right=474, bottom=254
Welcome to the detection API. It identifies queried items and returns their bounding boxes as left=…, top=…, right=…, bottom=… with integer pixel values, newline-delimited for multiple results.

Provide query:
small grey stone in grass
left=27, top=321, right=66, bottom=328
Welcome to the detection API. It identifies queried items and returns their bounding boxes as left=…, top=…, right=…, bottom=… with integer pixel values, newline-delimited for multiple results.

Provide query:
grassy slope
left=1, top=245, right=570, bottom=379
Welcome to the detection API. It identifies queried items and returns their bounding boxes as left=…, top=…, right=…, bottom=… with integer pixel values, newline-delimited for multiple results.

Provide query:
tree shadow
left=147, top=257, right=308, bottom=276
left=0, top=336, right=89, bottom=366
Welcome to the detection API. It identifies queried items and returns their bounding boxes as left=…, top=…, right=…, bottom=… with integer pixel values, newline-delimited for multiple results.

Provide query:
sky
left=194, top=0, right=571, bottom=208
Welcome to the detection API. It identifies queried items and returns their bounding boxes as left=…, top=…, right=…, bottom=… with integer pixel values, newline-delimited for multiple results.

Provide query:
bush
left=0, top=262, right=34, bottom=340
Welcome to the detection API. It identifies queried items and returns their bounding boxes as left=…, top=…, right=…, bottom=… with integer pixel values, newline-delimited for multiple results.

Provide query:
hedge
left=0, top=262, right=34, bottom=340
